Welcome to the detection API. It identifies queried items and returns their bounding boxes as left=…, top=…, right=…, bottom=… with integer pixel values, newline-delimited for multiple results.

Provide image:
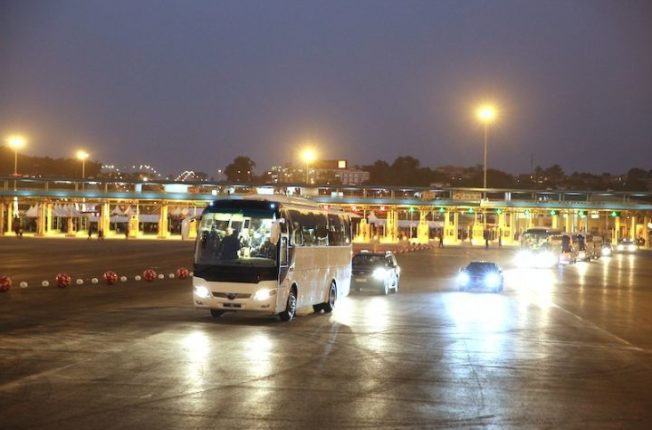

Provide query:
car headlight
left=617, top=244, right=624, bottom=251
left=601, top=247, right=612, bottom=256
left=458, top=272, right=470, bottom=286
left=253, top=288, right=277, bottom=301
left=485, top=273, right=500, bottom=288
left=373, top=267, right=388, bottom=280
left=515, top=250, right=533, bottom=268
left=194, top=285, right=211, bottom=299
left=628, top=245, right=636, bottom=252
left=539, top=251, right=556, bottom=267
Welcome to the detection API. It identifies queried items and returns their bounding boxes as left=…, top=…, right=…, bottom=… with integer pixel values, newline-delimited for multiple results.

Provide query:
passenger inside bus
left=219, top=228, right=241, bottom=259
left=561, top=235, right=572, bottom=253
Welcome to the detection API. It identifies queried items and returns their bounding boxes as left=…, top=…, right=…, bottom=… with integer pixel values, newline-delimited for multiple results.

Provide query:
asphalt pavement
left=1, top=238, right=652, bottom=429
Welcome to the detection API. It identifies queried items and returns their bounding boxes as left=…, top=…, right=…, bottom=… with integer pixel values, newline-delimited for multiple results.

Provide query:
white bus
left=516, top=227, right=565, bottom=268
left=192, top=196, right=352, bottom=321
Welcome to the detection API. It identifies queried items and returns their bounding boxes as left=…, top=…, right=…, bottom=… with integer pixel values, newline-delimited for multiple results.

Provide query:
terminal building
left=1, top=176, right=650, bottom=247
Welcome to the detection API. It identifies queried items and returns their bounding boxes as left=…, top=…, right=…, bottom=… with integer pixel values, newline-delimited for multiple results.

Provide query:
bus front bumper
left=193, top=280, right=279, bottom=314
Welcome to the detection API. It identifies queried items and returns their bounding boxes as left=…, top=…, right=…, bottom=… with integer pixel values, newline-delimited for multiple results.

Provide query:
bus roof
left=523, top=227, right=563, bottom=235
left=206, top=195, right=346, bottom=214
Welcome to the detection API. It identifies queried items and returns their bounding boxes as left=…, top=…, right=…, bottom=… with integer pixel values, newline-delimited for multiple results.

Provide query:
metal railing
left=2, top=176, right=652, bottom=210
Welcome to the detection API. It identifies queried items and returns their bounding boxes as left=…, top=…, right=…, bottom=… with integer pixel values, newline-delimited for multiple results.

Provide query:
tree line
left=2, top=146, right=649, bottom=191
left=223, top=154, right=651, bottom=191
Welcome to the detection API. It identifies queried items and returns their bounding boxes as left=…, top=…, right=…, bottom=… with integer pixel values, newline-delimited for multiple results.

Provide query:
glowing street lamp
left=6, top=135, right=26, bottom=177
left=475, top=104, right=497, bottom=192
left=301, top=147, right=317, bottom=184
left=6, top=135, right=26, bottom=217
left=76, top=150, right=89, bottom=179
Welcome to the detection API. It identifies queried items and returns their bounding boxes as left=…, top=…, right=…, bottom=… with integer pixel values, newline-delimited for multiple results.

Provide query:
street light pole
left=483, top=122, right=488, bottom=192
left=76, top=150, right=89, bottom=190
left=475, top=104, right=496, bottom=197
left=6, top=135, right=26, bottom=217
left=13, top=148, right=18, bottom=177
left=475, top=104, right=497, bottom=245
left=300, top=147, right=316, bottom=186
left=76, top=150, right=89, bottom=216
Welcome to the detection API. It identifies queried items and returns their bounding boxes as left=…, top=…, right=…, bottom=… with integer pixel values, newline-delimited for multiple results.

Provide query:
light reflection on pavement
left=1, top=240, right=652, bottom=428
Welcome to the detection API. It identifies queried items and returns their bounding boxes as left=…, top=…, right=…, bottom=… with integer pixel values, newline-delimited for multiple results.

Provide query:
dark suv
left=351, top=251, right=400, bottom=295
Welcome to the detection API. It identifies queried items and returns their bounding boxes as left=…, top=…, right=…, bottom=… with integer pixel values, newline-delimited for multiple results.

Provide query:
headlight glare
left=515, top=250, right=533, bottom=268
left=194, top=285, right=211, bottom=299
left=373, top=268, right=388, bottom=280
left=253, top=288, right=277, bottom=301
left=458, top=272, right=470, bottom=286
left=485, top=273, right=500, bottom=288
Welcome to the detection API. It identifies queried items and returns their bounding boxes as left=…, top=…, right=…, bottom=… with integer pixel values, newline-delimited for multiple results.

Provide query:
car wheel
left=322, top=282, right=337, bottom=313
left=210, top=309, right=225, bottom=318
left=312, top=304, right=323, bottom=313
left=381, top=281, right=389, bottom=295
left=280, top=288, right=297, bottom=321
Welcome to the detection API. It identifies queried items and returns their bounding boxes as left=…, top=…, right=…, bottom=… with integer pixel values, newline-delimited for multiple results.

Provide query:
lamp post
left=76, top=150, right=89, bottom=182
left=300, top=147, right=316, bottom=185
left=76, top=150, right=89, bottom=216
left=7, top=135, right=26, bottom=178
left=475, top=104, right=497, bottom=194
left=6, top=135, right=26, bottom=216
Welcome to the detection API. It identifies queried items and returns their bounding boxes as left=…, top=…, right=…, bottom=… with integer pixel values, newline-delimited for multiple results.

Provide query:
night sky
left=2, top=0, right=651, bottom=176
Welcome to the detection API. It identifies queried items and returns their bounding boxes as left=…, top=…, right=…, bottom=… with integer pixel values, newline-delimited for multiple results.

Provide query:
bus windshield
left=521, top=228, right=561, bottom=250
left=195, top=208, right=278, bottom=268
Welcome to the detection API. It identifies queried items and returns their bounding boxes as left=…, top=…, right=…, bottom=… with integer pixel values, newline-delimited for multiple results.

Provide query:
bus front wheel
left=280, top=288, right=297, bottom=321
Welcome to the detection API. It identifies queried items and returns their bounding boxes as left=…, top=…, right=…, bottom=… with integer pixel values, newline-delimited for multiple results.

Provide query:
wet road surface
left=1, top=238, right=652, bottom=428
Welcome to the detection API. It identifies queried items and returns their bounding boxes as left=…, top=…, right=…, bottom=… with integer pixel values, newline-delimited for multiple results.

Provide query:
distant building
left=268, top=160, right=369, bottom=186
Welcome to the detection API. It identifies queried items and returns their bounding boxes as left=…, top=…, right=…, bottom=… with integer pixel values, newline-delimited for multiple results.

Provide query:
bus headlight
left=485, top=273, right=500, bottom=288
left=253, top=288, right=277, bottom=301
left=194, top=285, right=211, bottom=299
left=539, top=251, right=556, bottom=268
left=515, top=250, right=533, bottom=268
left=373, top=268, right=388, bottom=280
left=458, top=272, right=470, bottom=286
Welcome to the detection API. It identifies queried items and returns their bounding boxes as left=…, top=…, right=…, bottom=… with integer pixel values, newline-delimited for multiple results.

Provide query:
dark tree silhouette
left=224, top=156, right=255, bottom=182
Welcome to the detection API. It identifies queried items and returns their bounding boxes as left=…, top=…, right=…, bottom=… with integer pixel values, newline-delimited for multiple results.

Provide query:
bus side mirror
left=270, top=218, right=285, bottom=246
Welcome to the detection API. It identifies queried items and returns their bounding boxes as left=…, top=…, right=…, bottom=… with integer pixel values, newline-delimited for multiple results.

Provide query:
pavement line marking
left=550, top=302, right=647, bottom=354
left=0, top=363, right=76, bottom=392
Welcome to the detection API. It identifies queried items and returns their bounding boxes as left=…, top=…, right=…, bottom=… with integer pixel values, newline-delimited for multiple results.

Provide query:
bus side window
left=292, top=221, right=303, bottom=246
left=289, top=210, right=303, bottom=246
left=316, top=213, right=328, bottom=246
left=327, top=214, right=342, bottom=246
left=342, top=216, right=351, bottom=244
left=279, top=237, right=288, bottom=266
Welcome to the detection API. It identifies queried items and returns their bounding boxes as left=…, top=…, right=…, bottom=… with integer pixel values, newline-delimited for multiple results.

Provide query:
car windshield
left=465, top=262, right=498, bottom=273
left=620, top=239, right=634, bottom=244
left=195, top=208, right=278, bottom=268
left=352, top=254, right=386, bottom=267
